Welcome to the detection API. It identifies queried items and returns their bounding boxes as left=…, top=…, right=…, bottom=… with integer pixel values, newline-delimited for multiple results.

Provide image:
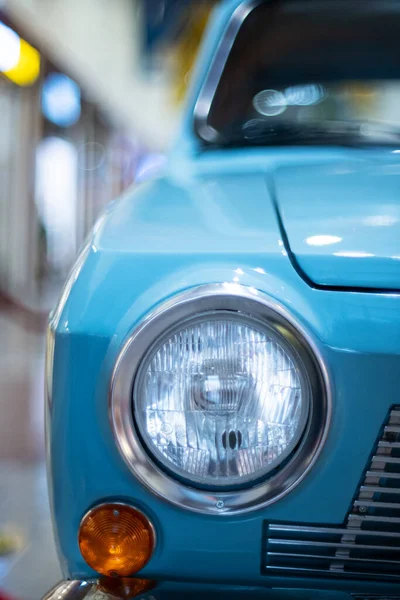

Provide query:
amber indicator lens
left=78, top=504, right=155, bottom=577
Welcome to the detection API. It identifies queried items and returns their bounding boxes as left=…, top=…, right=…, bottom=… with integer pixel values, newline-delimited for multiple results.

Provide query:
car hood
left=274, top=161, right=400, bottom=290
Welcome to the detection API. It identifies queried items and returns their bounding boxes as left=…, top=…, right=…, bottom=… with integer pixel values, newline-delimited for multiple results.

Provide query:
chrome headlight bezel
left=110, top=284, right=331, bottom=515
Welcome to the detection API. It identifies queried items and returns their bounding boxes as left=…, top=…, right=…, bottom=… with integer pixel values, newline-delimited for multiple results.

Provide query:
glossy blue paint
left=275, top=161, right=400, bottom=289
left=48, top=164, right=400, bottom=593
left=46, top=0, right=400, bottom=596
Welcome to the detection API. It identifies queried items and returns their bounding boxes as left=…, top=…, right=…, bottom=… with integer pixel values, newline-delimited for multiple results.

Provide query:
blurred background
left=0, top=2, right=216, bottom=597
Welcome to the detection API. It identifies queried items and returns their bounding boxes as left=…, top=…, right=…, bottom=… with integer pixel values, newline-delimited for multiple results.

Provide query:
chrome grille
left=264, top=407, right=400, bottom=581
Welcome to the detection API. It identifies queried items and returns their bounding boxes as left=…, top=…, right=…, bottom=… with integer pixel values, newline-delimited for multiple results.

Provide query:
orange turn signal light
left=78, top=503, right=155, bottom=577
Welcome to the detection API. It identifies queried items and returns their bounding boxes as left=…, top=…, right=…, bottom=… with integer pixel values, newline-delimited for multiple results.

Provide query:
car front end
left=43, top=0, right=400, bottom=597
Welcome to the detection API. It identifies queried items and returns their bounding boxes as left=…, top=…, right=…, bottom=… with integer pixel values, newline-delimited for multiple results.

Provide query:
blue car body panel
left=46, top=0, right=400, bottom=595
left=48, top=157, right=400, bottom=592
left=275, top=161, right=400, bottom=290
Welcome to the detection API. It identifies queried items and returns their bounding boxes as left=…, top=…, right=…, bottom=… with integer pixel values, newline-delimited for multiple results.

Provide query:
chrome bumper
left=43, top=578, right=155, bottom=599
left=42, top=579, right=152, bottom=599
left=43, top=581, right=101, bottom=599
left=42, top=580, right=373, bottom=600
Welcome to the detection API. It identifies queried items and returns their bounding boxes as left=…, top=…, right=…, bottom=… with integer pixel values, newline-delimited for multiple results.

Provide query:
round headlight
left=110, top=284, right=330, bottom=515
left=134, top=313, right=309, bottom=488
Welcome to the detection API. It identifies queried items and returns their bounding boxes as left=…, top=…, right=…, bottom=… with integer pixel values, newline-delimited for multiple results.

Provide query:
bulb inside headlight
left=133, top=313, right=310, bottom=488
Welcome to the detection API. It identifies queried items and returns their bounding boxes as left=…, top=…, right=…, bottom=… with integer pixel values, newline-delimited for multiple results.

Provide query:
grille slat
left=354, top=500, right=400, bottom=509
left=270, top=524, right=400, bottom=538
left=268, top=552, right=400, bottom=566
left=378, top=441, right=400, bottom=449
left=385, top=426, right=400, bottom=434
left=366, top=470, right=400, bottom=479
left=348, top=514, right=400, bottom=524
left=270, top=539, right=400, bottom=552
left=371, top=455, right=400, bottom=465
left=360, top=485, right=400, bottom=495
left=265, top=565, right=400, bottom=580
left=264, top=406, right=400, bottom=581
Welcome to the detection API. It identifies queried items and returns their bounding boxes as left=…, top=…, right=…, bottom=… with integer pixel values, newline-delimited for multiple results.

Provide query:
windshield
left=196, top=0, right=400, bottom=147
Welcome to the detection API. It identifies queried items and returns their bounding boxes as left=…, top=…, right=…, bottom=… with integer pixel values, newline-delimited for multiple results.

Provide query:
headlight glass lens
left=133, top=313, right=310, bottom=488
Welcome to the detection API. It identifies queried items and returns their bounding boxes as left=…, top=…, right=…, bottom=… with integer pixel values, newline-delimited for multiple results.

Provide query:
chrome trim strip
left=110, top=284, right=331, bottom=515
left=270, top=525, right=400, bottom=538
left=366, top=470, right=400, bottom=479
left=378, top=441, right=400, bottom=449
left=384, top=426, right=400, bottom=433
left=371, top=455, right=400, bottom=464
left=354, top=500, right=400, bottom=509
left=265, top=565, right=400, bottom=580
left=268, top=552, right=400, bottom=566
left=348, top=514, right=400, bottom=524
left=269, top=539, right=398, bottom=552
left=42, top=581, right=96, bottom=600
left=361, top=485, right=400, bottom=495
left=193, top=0, right=262, bottom=143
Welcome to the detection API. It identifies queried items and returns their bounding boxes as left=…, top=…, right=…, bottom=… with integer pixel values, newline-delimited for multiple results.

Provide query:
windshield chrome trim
left=109, top=284, right=331, bottom=515
left=193, top=0, right=262, bottom=144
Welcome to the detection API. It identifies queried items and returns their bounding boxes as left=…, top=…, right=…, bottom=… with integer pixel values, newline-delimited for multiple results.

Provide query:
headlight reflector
left=133, top=313, right=310, bottom=488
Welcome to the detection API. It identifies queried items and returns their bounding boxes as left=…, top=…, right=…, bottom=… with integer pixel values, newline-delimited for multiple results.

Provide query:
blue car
left=44, top=0, right=400, bottom=598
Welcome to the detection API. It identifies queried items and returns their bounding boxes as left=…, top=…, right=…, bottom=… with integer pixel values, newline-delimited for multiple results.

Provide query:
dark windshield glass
left=197, top=0, right=400, bottom=147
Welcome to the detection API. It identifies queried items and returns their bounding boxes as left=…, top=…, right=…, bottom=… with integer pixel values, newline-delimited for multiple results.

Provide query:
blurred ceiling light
left=35, top=136, right=78, bottom=271
left=4, top=39, right=40, bottom=86
left=284, top=84, right=326, bottom=106
left=0, top=22, right=20, bottom=71
left=306, top=235, right=342, bottom=246
left=253, top=90, right=287, bottom=116
left=253, top=84, right=325, bottom=116
left=0, top=20, right=41, bottom=86
left=42, top=73, right=81, bottom=127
